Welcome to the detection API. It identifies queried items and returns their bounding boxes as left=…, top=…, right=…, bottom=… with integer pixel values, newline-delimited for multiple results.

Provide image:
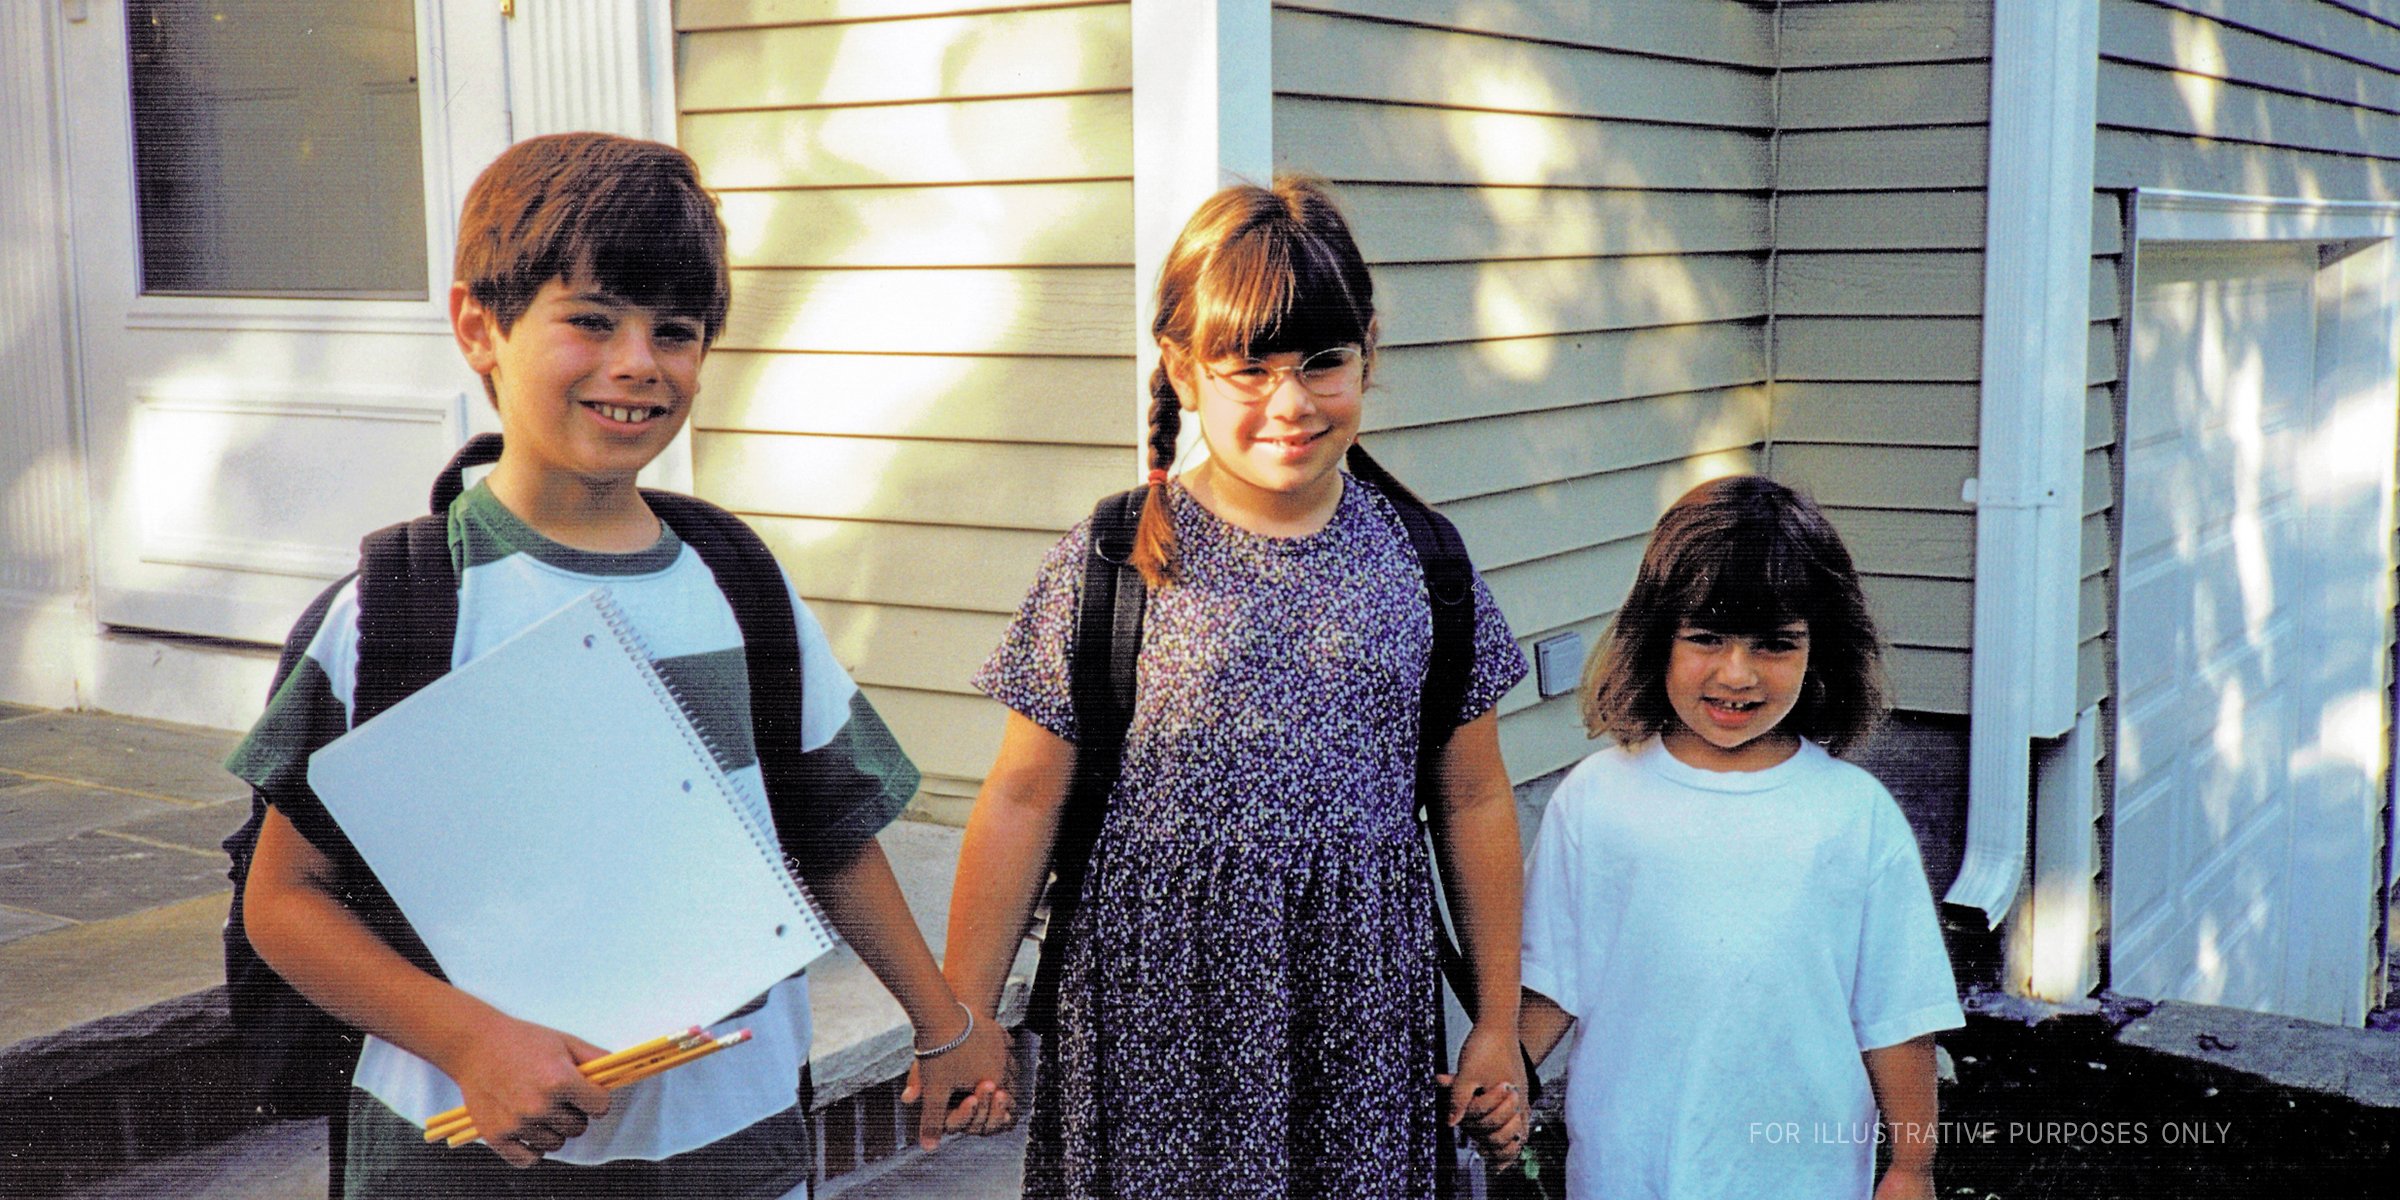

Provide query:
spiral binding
left=588, top=588, right=831, bottom=952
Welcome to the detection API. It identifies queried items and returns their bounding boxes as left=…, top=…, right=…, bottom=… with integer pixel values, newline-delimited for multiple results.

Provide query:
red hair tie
left=1147, top=468, right=1168, bottom=485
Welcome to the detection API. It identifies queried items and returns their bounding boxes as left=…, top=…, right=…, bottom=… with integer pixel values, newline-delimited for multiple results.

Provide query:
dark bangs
left=1187, top=208, right=1374, bottom=363
left=568, top=172, right=730, bottom=339
left=1664, top=517, right=1822, bottom=637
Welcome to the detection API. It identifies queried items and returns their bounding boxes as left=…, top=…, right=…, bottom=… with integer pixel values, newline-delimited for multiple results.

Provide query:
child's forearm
left=1429, top=713, right=1523, bottom=1023
left=807, top=824, right=1020, bottom=1148
left=943, top=713, right=1076, bottom=1016
left=1519, top=988, right=1575, bottom=1066
left=805, top=837, right=969, bottom=1036
left=247, top=808, right=510, bottom=1065
left=1863, top=1035, right=1939, bottom=1172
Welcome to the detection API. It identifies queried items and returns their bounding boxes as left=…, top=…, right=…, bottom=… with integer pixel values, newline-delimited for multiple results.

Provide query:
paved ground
left=0, top=706, right=248, bottom=1045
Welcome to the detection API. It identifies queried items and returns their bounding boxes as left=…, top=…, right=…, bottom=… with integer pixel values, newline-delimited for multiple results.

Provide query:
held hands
left=1439, top=1021, right=1530, bottom=1159
left=900, top=1003, right=1018, bottom=1150
left=441, top=1010, right=613, bottom=1168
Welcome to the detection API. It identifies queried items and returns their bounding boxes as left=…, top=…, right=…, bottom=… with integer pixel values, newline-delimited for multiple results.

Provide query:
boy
left=229, top=133, right=1009, bottom=1197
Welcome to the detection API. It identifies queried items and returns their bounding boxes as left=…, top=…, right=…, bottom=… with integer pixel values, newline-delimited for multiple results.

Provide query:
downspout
left=1948, top=1, right=2098, bottom=925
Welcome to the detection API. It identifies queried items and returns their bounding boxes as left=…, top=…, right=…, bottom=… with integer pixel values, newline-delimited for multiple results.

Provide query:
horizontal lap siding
left=2096, top=0, right=2400, bottom=194
left=678, top=2, right=1135, bottom=810
left=1272, top=2, right=1777, bottom=780
left=1767, top=0, right=1994, bottom=717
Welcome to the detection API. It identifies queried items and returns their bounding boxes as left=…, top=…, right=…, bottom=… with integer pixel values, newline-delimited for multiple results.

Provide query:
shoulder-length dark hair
left=1131, top=176, right=1378, bottom=588
left=1580, top=475, right=1888, bottom=755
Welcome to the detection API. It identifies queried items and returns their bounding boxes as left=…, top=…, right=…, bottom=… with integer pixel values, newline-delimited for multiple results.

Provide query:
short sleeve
left=1519, top=781, right=1586, bottom=1018
left=1850, top=798, right=1966, bottom=1050
left=970, top=521, right=1089, bottom=742
left=1455, top=570, right=1529, bottom=724
left=224, top=581, right=362, bottom=863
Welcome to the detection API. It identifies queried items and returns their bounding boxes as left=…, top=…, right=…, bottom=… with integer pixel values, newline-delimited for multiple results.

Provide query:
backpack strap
left=327, top=515, right=456, bottom=979
left=1344, top=446, right=1543, bottom=1101
left=429, top=431, right=505, bottom=516
left=1027, top=486, right=1147, bottom=1034
left=355, top=516, right=457, bottom=727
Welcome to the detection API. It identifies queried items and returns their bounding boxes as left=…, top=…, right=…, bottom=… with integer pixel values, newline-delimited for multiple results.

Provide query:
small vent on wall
left=1535, top=632, right=1585, bottom=699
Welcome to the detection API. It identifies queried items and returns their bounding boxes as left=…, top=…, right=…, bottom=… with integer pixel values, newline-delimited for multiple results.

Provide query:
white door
left=2114, top=241, right=2386, bottom=1025
left=60, top=0, right=512, bottom=644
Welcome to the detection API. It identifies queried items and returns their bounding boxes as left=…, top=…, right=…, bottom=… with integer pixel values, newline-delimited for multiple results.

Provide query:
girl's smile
left=1174, top=346, right=1364, bottom=534
left=1662, top=622, right=1811, bottom=772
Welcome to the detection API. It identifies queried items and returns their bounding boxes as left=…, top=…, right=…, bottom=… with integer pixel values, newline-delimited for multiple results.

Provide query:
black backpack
left=219, top=434, right=813, bottom=1181
left=1029, top=443, right=1493, bottom=1030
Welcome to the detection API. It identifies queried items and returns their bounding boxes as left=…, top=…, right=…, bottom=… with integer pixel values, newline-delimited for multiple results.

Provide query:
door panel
left=2112, top=241, right=2378, bottom=1024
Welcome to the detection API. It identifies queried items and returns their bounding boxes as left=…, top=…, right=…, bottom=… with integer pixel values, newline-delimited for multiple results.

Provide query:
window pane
left=128, top=0, right=427, bottom=299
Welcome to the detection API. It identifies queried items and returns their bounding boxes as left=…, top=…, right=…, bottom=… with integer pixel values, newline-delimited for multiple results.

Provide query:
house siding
left=1271, top=0, right=1779, bottom=781
left=675, top=0, right=1135, bottom=815
left=1766, top=0, right=1996, bottom=719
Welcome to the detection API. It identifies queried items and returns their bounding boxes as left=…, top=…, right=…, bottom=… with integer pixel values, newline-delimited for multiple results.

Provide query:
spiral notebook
left=307, top=588, right=835, bottom=1050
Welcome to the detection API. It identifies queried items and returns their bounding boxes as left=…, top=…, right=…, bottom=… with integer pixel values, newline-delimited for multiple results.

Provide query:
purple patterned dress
left=975, top=477, right=1527, bottom=1200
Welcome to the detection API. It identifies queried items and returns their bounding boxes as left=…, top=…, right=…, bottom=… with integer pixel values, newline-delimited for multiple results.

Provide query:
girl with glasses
left=939, top=177, right=1533, bottom=1198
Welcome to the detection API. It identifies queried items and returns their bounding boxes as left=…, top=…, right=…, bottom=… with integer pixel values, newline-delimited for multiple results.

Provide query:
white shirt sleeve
left=1849, top=798, right=1966, bottom=1050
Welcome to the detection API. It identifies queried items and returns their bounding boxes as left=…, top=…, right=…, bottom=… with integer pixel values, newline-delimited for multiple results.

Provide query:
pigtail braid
left=1130, top=363, right=1181, bottom=589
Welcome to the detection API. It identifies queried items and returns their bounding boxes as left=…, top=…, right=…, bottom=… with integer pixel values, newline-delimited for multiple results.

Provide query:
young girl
left=939, top=178, right=1533, bottom=1197
left=1518, top=476, right=1964, bottom=1200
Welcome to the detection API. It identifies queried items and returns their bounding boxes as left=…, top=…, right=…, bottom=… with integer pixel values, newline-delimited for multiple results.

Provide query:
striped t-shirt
left=227, top=482, right=918, bottom=1162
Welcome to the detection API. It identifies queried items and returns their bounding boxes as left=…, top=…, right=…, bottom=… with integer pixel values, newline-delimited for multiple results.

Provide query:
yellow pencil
left=421, top=1026, right=704, bottom=1142
left=442, top=1029, right=753, bottom=1149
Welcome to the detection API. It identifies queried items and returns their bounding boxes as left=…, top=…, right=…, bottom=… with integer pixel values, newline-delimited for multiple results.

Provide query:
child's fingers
left=900, top=1062, right=923, bottom=1105
left=942, top=1083, right=991, bottom=1134
left=913, top=1080, right=952, bottom=1151
left=1460, top=1080, right=1521, bottom=1128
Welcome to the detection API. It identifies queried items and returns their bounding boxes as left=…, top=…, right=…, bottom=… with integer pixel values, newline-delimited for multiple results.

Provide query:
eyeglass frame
left=1195, top=345, right=1368, bottom=402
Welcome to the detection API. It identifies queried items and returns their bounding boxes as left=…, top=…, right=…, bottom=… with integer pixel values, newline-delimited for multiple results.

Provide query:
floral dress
left=975, top=477, right=1527, bottom=1199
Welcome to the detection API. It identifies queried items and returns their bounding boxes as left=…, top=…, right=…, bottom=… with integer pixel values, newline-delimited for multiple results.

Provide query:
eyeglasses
left=1199, top=346, right=1366, bottom=402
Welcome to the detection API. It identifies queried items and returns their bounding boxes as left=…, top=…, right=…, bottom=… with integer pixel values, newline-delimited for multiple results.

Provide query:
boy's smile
left=1662, top=622, right=1810, bottom=772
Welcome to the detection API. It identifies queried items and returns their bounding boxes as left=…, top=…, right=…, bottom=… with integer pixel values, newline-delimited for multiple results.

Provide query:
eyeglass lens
left=1219, top=348, right=1363, bottom=398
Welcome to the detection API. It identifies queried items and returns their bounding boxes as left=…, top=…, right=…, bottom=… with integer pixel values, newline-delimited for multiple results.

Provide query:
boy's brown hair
left=454, top=132, right=730, bottom=347
left=1581, top=474, right=1889, bottom=755
left=1134, top=176, right=1379, bottom=588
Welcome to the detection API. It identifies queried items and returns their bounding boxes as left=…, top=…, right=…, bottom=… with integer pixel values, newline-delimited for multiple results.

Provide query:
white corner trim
left=1952, top=0, right=2099, bottom=924
left=1132, top=0, right=1273, bottom=475
left=2008, top=705, right=2103, bottom=1001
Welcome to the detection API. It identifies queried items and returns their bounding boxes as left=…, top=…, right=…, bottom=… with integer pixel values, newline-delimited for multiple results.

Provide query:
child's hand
left=901, top=1007, right=1018, bottom=1150
left=1873, top=1163, right=1935, bottom=1200
left=441, top=1011, right=613, bottom=1168
left=1438, top=1022, right=1529, bottom=1158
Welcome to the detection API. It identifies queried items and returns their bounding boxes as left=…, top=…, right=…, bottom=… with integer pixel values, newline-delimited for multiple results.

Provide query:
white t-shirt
left=1520, top=737, right=1964, bottom=1200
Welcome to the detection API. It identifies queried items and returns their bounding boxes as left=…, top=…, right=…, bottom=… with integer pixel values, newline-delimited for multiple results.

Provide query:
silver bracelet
left=914, top=1001, right=976, bottom=1059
